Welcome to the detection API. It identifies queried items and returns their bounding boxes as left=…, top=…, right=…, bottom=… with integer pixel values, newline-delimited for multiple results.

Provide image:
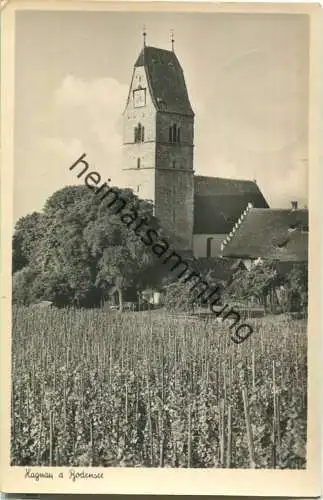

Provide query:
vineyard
left=11, top=306, right=307, bottom=468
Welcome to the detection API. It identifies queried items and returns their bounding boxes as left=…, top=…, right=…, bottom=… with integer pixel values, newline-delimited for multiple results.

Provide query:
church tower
left=122, top=35, right=194, bottom=251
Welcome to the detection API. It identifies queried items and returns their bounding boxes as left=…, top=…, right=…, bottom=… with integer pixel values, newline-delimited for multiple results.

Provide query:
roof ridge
left=195, top=175, right=256, bottom=183
left=145, top=45, right=174, bottom=53
left=251, top=207, right=308, bottom=212
left=220, top=202, right=253, bottom=253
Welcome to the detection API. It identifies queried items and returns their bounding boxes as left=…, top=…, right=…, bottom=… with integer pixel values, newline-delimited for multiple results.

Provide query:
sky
left=14, top=10, right=309, bottom=222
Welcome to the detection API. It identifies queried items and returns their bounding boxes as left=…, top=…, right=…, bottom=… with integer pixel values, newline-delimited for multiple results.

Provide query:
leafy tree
left=95, top=246, right=138, bottom=311
left=12, top=184, right=163, bottom=308
left=12, top=267, right=39, bottom=305
left=161, top=257, right=220, bottom=312
left=163, top=280, right=195, bottom=313
left=12, top=212, right=45, bottom=272
left=226, top=260, right=308, bottom=314
left=226, top=260, right=279, bottom=310
left=281, top=263, right=308, bottom=314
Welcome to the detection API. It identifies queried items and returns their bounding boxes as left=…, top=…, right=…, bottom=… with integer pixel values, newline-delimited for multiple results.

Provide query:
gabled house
left=220, top=202, right=308, bottom=312
left=221, top=202, right=308, bottom=273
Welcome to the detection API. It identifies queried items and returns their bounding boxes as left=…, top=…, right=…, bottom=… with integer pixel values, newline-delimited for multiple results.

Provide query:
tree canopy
left=12, top=185, right=163, bottom=309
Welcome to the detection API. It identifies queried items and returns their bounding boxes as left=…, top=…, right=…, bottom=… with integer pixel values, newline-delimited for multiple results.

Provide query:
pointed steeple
left=142, top=25, right=147, bottom=48
left=171, top=29, right=175, bottom=52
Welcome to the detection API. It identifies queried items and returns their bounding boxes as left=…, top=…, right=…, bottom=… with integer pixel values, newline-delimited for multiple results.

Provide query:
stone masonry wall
left=155, top=168, right=194, bottom=250
left=155, top=112, right=194, bottom=250
left=122, top=66, right=156, bottom=203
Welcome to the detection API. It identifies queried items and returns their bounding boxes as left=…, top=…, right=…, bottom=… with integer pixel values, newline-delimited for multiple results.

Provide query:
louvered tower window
left=169, top=124, right=181, bottom=144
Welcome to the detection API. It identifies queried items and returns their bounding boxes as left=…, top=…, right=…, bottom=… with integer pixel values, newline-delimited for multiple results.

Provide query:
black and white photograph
left=1, top=1, right=321, bottom=496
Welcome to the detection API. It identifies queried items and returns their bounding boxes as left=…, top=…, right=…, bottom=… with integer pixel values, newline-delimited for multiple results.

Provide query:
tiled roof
left=222, top=208, right=308, bottom=261
left=193, top=176, right=269, bottom=234
left=135, top=46, right=194, bottom=116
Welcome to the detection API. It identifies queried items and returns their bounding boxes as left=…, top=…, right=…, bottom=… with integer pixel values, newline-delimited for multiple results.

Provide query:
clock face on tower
left=133, top=88, right=146, bottom=108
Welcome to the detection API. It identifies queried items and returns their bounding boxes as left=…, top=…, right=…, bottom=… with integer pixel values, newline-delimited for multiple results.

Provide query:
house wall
left=193, top=234, right=227, bottom=258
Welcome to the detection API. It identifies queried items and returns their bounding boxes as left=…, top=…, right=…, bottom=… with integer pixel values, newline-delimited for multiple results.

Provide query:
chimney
left=291, top=200, right=298, bottom=210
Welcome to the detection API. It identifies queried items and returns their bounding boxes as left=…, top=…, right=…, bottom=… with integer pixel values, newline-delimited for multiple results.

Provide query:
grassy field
left=11, top=306, right=307, bottom=468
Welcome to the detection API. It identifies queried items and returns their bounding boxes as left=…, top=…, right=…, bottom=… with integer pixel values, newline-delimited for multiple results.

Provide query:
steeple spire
left=171, top=29, right=175, bottom=51
left=142, top=25, right=147, bottom=47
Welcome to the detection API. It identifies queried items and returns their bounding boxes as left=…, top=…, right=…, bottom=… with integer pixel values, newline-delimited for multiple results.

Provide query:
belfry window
left=134, top=123, right=144, bottom=143
left=169, top=124, right=180, bottom=144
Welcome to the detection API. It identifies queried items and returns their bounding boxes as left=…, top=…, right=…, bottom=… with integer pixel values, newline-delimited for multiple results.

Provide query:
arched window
left=137, top=158, right=141, bottom=169
left=172, top=160, right=176, bottom=168
left=134, top=123, right=144, bottom=143
left=173, top=124, right=177, bottom=143
left=206, top=237, right=213, bottom=258
left=169, top=124, right=179, bottom=143
left=177, top=127, right=181, bottom=143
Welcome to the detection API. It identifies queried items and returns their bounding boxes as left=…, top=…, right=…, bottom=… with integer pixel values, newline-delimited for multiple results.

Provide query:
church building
left=122, top=37, right=269, bottom=257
